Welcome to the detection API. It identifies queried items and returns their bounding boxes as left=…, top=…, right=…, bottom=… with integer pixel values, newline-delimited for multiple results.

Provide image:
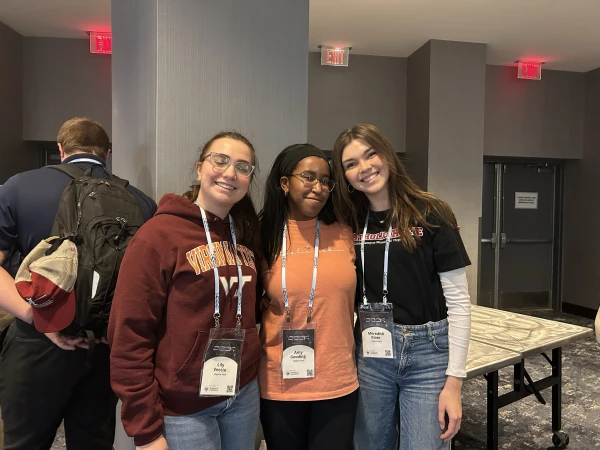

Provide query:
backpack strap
left=47, top=164, right=130, bottom=189
left=103, top=173, right=130, bottom=189
left=46, top=164, right=86, bottom=179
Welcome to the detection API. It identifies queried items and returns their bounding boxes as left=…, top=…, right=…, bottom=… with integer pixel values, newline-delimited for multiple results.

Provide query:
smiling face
left=341, top=138, right=390, bottom=208
left=195, top=137, right=253, bottom=218
left=280, top=156, right=331, bottom=221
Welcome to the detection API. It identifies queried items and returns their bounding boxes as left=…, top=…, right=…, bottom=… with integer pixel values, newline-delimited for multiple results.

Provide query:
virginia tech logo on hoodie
left=185, top=241, right=256, bottom=275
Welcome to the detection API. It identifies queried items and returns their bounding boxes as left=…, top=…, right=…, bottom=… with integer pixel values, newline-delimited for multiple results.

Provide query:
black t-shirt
left=354, top=210, right=471, bottom=325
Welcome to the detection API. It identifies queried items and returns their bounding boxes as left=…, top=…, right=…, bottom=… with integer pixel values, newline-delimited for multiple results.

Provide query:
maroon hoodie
left=108, top=194, right=261, bottom=446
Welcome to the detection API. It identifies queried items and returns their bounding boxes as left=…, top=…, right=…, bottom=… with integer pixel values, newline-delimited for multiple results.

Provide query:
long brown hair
left=331, top=123, right=457, bottom=252
left=183, top=131, right=261, bottom=258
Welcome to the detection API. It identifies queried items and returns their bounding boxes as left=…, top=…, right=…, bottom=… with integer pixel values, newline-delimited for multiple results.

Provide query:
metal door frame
left=481, top=158, right=564, bottom=311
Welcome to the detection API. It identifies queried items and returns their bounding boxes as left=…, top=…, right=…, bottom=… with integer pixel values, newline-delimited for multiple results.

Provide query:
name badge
left=359, top=303, right=395, bottom=358
left=200, top=328, right=245, bottom=397
left=282, top=329, right=315, bottom=379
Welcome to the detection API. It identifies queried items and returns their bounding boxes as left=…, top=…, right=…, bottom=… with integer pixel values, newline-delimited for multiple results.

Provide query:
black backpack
left=48, top=164, right=144, bottom=340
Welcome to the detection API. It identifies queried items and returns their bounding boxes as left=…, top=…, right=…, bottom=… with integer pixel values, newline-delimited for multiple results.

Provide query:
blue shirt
left=0, top=153, right=157, bottom=256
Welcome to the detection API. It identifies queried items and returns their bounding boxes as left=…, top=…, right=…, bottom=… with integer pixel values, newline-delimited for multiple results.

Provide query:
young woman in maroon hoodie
left=108, top=131, right=262, bottom=450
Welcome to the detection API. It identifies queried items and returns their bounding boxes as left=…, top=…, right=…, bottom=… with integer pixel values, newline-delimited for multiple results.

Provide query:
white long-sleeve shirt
left=439, top=268, right=471, bottom=378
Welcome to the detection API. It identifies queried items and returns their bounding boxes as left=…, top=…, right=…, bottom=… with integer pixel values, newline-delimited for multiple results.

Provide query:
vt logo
left=220, top=276, right=252, bottom=297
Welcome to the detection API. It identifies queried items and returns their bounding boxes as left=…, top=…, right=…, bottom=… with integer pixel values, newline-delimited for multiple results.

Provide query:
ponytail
left=182, top=184, right=200, bottom=202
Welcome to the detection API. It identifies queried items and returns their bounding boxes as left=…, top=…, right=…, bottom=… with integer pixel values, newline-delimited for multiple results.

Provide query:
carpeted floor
left=455, top=310, right=599, bottom=450
left=50, top=310, right=599, bottom=450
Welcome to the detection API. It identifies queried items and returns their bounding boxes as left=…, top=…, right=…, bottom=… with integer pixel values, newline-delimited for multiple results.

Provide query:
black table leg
left=552, top=347, right=562, bottom=432
left=485, top=371, right=499, bottom=450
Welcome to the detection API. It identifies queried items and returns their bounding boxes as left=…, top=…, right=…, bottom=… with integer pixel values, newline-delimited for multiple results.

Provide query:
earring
left=284, top=190, right=288, bottom=197
left=347, top=184, right=355, bottom=193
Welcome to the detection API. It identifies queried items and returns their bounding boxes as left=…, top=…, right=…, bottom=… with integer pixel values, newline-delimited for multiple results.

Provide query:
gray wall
left=154, top=0, right=309, bottom=200
left=308, top=56, right=585, bottom=166
left=562, top=68, right=600, bottom=311
left=112, top=5, right=159, bottom=447
left=417, top=39, right=487, bottom=303
left=0, top=21, right=26, bottom=184
left=23, top=38, right=112, bottom=141
left=111, top=0, right=157, bottom=200
left=405, top=42, right=431, bottom=189
left=113, top=0, right=310, bottom=203
left=308, top=52, right=406, bottom=152
left=484, top=65, right=585, bottom=159
left=14, top=44, right=587, bottom=170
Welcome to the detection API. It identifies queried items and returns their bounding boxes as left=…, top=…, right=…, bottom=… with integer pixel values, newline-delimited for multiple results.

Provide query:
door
left=479, top=162, right=559, bottom=310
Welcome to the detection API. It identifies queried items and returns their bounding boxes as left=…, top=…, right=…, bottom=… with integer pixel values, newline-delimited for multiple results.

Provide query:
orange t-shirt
left=259, top=218, right=358, bottom=401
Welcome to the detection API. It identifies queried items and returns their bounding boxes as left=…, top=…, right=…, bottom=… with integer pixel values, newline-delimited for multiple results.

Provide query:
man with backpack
left=0, top=117, right=157, bottom=450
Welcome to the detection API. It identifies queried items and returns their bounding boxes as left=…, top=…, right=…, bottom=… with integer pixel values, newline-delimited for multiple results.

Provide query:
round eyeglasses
left=290, top=172, right=336, bottom=192
left=202, top=152, right=255, bottom=177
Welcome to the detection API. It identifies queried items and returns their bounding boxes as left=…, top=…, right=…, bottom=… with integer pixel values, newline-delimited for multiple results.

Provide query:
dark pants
left=260, top=389, right=358, bottom=450
left=0, top=321, right=117, bottom=450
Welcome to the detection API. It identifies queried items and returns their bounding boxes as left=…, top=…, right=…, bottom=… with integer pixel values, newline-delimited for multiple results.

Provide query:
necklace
left=372, top=210, right=387, bottom=224
left=287, top=220, right=317, bottom=253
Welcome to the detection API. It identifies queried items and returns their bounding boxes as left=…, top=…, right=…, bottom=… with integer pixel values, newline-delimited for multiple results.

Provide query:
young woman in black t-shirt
left=331, top=123, right=472, bottom=450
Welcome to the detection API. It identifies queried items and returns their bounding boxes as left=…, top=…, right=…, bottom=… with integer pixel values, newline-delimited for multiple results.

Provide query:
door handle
left=487, top=233, right=508, bottom=248
left=505, top=238, right=552, bottom=244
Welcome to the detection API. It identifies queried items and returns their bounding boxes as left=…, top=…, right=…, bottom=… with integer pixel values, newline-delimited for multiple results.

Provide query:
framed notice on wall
left=515, top=192, right=538, bottom=209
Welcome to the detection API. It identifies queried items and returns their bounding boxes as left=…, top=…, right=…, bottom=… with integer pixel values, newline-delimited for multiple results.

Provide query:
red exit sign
left=320, top=46, right=350, bottom=67
left=517, top=61, right=542, bottom=80
left=90, top=32, right=112, bottom=54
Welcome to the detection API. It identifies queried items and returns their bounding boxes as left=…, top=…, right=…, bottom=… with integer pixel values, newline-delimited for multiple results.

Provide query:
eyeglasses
left=202, top=152, right=255, bottom=177
left=290, top=172, right=336, bottom=192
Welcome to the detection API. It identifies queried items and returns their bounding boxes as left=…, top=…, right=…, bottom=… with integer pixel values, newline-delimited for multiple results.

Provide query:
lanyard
left=68, top=158, right=103, bottom=165
left=197, top=202, right=243, bottom=329
left=282, top=219, right=320, bottom=323
left=361, top=211, right=393, bottom=305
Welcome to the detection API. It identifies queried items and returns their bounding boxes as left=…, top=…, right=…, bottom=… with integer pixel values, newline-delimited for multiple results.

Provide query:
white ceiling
left=1, top=0, right=599, bottom=72
left=310, top=0, right=600, bottom=72
left=0, top=0, right=110, bottom=39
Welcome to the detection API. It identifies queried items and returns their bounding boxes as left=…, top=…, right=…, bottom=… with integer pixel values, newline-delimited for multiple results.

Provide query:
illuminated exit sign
left=320, top=46, right=350, bottom=67
left=90, top=32, right=112, bottom=54
left=517, top=61, right=542, bottom=80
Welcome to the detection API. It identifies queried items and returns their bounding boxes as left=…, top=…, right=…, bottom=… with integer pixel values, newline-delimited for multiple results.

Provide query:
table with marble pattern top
left=465, top=305, right=592, bottom=378
left=461, top=305, right=593, bottom=449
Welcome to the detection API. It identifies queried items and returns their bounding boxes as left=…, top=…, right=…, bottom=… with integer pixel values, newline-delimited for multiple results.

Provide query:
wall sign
left=515, top=192, right=538, bottom=209
left=517, top=61, right=542, bottom=80
left=320, top=46, right=350, bottom=66
left=90, top=32, right=112, bottom=54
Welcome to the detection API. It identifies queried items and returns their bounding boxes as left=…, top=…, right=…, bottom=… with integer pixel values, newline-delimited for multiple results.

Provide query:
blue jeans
left=163, top=378, right=259, bottom=450
left=354, top=318, right=450, bottom=450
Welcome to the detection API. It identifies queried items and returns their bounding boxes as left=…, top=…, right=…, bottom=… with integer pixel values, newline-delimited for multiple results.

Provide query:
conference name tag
left=282, top=329, right=315, bottom=379
left=359, top=304, right=395, bottom=359
left=200, top=328, right=245, bottom=397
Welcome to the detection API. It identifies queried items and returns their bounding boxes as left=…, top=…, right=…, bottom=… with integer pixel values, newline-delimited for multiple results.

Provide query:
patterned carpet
left=49, top=310, right=599, bottom=450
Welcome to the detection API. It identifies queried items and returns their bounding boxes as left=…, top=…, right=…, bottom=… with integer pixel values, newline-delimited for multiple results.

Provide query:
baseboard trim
left=562, top=302, right=597, bottom=320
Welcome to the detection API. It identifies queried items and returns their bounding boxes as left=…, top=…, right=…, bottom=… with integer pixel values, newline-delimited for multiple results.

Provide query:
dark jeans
left=260, top=389, right=358, bottom=450
left=0, top=321, right=117, bottom=450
